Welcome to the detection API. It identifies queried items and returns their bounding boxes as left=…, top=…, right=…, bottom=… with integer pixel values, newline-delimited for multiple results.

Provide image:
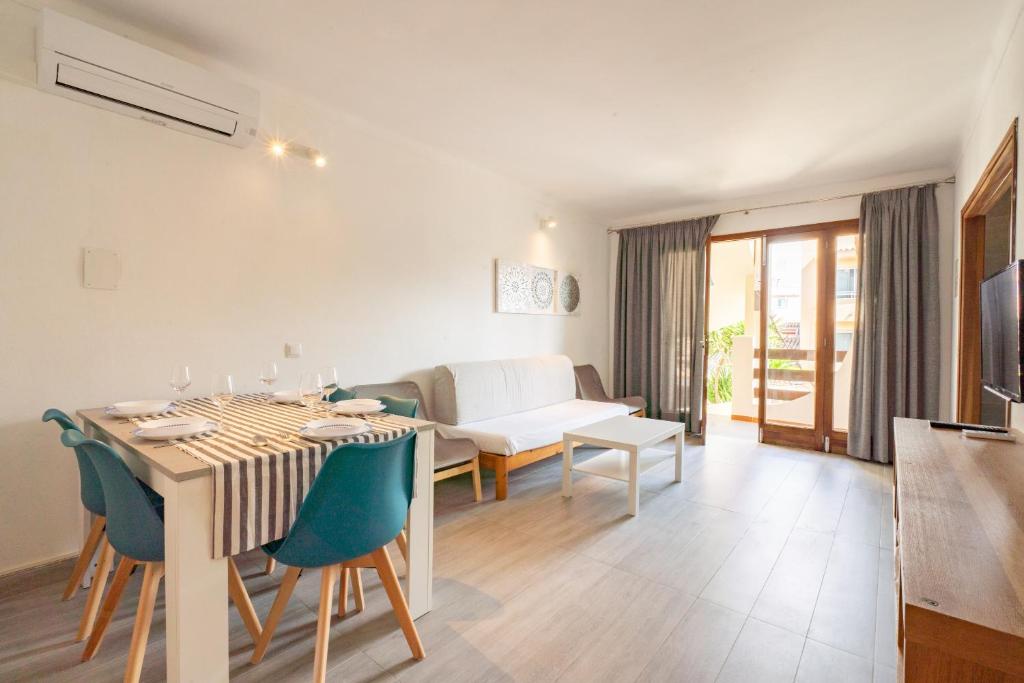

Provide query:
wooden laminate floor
left=0, top=432, right=896, bottom=682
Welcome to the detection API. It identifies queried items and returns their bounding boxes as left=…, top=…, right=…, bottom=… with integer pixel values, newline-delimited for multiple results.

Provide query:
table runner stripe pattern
left=137, top=394, right=413, bottom=558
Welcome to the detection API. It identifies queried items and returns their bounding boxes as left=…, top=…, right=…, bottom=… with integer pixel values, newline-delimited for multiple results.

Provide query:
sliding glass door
left=702, top=220, right=857, bottom=453
left=758, top=226, right=857, bottom=452
left=760, top=235, right=821, bottom=449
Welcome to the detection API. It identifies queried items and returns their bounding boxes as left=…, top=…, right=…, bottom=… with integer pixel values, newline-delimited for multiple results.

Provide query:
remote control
left=929, top=420, right=1008, bottom=433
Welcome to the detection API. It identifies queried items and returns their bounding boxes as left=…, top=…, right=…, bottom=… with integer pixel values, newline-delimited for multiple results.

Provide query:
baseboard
left=0, top=551, right=78, bottom=579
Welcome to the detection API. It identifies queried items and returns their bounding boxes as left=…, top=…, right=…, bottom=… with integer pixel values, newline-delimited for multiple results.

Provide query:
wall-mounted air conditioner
left=37, top=9, right=260, bottom=148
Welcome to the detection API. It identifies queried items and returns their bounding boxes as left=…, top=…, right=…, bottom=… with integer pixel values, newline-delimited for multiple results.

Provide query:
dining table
left=77, top=395, right=436, bottom=682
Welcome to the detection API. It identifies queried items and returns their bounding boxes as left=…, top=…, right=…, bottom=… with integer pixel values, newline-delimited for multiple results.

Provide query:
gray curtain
left=614, top=216, right=718, bottom=431
left=848, top=185, right=940, bottom=463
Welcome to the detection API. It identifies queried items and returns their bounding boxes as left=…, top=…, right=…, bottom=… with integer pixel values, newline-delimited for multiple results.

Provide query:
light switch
left=285, top=342, right=303, bottom=358
left=83, top=248, right=120, bottom=290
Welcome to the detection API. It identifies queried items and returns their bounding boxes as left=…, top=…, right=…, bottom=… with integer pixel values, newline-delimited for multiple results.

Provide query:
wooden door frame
left=956, top=118, right=1017, bottom=424
left=703, top=219, right=857, bottom=451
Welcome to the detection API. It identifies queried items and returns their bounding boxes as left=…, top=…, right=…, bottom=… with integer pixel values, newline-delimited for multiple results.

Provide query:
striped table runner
left=138, top=394, right=413, bottom=558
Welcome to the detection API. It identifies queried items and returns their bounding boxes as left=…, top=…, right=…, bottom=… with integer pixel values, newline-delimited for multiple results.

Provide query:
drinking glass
left=320, top=366, right=339, bottom=413
left=299, top=372, right=324, bottom=421
left=211, top=374, right=236, bottom=431
left=169, top=365, right=191, bottom=408
left=258, top=362, right=278, bottom=402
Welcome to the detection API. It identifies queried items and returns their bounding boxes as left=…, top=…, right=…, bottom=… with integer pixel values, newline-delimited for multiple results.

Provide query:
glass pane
left=832, top=234, right=857, bottom=432
left=765, top=238, right=818, bottom=428
left=706, top=238, right=761, bottom=438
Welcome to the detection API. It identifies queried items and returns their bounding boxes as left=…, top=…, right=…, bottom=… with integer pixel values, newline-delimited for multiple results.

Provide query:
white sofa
left=433, top=355, right=629, bottom=499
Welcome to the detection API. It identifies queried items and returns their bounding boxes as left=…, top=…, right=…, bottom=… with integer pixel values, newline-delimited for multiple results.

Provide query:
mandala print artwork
left=496, top=260, right=557, bottom=314
left=531, top=270, right=554, bottom=308
left=557, top=273, right=581, bottom=315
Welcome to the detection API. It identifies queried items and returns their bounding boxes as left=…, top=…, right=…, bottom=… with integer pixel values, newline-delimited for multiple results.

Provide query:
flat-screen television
left=981, top=260, right=1024, bottom=402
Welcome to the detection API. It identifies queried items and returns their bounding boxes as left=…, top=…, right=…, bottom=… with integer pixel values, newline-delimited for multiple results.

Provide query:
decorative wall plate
left=556, top=272, right=581, bottom=315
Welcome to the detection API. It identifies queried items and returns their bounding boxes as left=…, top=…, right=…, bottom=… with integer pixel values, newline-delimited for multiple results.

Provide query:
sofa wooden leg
left=470, top=457, right=483, bottom=502
left=494, top=459, right=509, bottom=501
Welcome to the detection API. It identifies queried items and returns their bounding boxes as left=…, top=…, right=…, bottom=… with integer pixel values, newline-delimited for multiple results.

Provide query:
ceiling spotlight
left=313, top=154, right=327, bottom=168
left=541, top=217, right=558, bottom=230
left=270, top=141, right=287, bottom=157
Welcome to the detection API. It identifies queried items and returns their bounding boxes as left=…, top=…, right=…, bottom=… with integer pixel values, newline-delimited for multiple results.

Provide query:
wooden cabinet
left=893, top=418, right=1024, bottom=681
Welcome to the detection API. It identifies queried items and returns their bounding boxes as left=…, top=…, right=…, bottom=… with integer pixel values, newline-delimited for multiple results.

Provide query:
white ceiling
left=80, top=0, right=1017, bottom=221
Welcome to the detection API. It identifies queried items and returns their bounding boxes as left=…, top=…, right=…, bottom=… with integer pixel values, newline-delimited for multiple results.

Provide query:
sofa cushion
left=433, top=355, right=576, bottom=425
left=436, top=399, right=629, bottom=455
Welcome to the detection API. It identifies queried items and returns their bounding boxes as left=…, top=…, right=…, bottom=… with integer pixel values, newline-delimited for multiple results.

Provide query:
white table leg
left=562, top=438, right=574, bottom=498
left=163, top=472, right=229, bottom=683
left=628, top=446, right=640, bottom=516
left=405, top=427, right=435, bottom=619
left=675, top=430, right=684, bottom=482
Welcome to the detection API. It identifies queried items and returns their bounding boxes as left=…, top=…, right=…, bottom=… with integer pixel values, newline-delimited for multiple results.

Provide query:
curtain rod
left=606, top=176, right=956, bottom=234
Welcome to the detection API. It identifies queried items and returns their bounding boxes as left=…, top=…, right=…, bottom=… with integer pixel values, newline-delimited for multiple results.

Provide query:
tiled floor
left=0, top=431, right=897, bottom=682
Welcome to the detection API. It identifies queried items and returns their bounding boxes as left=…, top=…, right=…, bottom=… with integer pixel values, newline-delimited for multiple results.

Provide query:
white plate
left=105, top=400, right=174, bottom=418
left=331, top=399, right=385, bottom=415
left=133, top=416, right=218, bottom=441
left=299, top=417, right=370, bottom=440
left=270, top=390, right=302, bottom=404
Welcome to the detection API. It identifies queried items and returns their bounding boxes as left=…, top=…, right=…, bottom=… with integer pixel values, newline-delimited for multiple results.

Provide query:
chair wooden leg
left=370, top=547, right=424, bottom=660
left=351, top=568, right=364, bottom=613
left=227, top=558, right=262, bottom=644
left=124, top=562, right=163, bottom=683
left=251, top=565, right=301, bottom=664
left=81, top=556, right=136, bottom=661
left=64, top=516, right=105, bottom=600
left=395, top=530, right=409, bottom=565
left=313, top=566, right=338, bottom=683
left=337, top=566, right=350, bottom=618
left=264, top=557, right=276, bottom=575
left=471, top=457, right=483, bottom=502
left=76, top=534, right=114, bottom=642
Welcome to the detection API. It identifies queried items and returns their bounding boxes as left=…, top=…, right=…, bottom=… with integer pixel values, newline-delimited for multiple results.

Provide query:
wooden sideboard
left=893, top=418, right=1024, bottom=681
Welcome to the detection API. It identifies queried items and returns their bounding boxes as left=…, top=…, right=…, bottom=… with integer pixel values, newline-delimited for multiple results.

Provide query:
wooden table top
left=893, top=418, right=1024, bottom=647
left=78, top=406, right=434, bottom=483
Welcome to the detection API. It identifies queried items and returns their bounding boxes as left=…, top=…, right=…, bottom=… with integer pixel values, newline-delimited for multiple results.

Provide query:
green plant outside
left=706, top=317, right=796, bottom=404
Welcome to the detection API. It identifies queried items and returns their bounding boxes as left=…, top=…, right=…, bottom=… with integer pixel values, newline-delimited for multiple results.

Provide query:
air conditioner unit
left=37, top=9, right=260, bottom=148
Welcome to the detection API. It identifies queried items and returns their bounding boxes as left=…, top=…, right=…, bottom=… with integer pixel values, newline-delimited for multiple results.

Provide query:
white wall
left=607, top=170, right=957, bottom=425
left=954, top=2, right=1024, bottom=431
left=0, top=2, right=608, bottom=574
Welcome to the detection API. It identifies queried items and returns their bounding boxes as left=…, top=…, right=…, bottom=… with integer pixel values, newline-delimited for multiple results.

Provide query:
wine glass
left=299, top=372, right=324, bottom=421
left=320, top=366, right=339, bottom=412
left=169, top=365, right=191, bottom=409
left=211, top=374, right=235, bottom=431
left=258, top=362, right=278, bottom=402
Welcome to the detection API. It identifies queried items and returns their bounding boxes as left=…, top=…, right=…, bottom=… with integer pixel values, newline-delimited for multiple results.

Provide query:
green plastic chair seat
left=43, top=409, right=105, bottom=516
left=378, top=395, right=418, bottom=419
left=60, top=430, right=166, bottom=563
left=327, top=386, right=357, bottom=402
left=262, top=431, right=416, bottom=569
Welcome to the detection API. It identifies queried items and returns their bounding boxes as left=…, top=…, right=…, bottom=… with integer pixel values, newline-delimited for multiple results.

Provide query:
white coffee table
left=562, top=415, right=685, bottom=516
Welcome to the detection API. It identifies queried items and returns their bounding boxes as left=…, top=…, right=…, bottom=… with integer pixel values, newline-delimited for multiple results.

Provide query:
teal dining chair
left=378, top=394, right=418, bottom=418
left=266, top=383, right=357, bottom=577
left=251, top=432, right=425, bottom=681
left=326, top=386, right=357, bottom=402
left=377, top=394, right=419, bottom=568
left=265, top=384, right=362, bottom=578
left=59, top=430, right=263, bottom=683
left=42, top=408, right=114, bottom=643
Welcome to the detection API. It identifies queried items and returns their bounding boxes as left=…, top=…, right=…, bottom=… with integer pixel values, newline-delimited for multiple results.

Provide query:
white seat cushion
left=436, top=399, right=630, bottom=455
